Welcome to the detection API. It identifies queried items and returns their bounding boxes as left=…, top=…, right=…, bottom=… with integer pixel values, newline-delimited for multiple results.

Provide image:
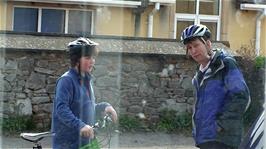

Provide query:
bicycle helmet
left=67, top=37, right=99, bottom=67
left=180, top=24, right=211, bottom=44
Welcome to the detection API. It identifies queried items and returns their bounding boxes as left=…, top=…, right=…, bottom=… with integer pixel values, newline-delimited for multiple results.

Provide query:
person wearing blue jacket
left=52, top=37, right=117, bottom=149
left=180, top=24, right=250, bottom=149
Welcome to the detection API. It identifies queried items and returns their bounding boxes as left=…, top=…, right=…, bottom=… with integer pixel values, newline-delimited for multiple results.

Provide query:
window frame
left=12, top=5, right=95, bottom=35
left=174, top=0, right=222, bottom=41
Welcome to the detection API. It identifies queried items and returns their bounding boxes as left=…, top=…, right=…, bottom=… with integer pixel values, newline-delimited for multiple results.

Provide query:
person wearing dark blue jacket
left=180, top=24, right=250, bottom=149
left=52, top=37, right=117, bottom=149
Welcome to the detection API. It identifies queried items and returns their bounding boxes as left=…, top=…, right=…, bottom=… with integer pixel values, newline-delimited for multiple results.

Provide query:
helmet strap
left=200, top=37, right=213, bottom=56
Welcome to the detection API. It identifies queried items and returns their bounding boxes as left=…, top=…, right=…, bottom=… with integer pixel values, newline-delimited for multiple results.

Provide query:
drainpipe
left=134, top=0, right=148, bottom=36
left=255, top=9, right=266, bottom=56
left=147, top=2, right=160, bottom=38
left=240, top=4, right=266, bottom=56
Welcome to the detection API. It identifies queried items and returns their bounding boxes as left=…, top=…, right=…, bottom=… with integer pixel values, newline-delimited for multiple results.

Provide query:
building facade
left=0, top=0, right=265, bottom=55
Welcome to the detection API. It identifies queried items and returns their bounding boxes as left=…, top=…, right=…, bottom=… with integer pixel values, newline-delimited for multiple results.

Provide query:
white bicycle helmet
left=67, top=37, right=99, bottom=57
left=180, top=24, right=211, bottom=44
left=68, top=37, right=98, bottom=47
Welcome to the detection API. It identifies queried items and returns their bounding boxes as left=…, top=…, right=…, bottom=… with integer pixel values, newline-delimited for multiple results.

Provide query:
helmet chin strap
left=200, top=37, right=213, bottom=57
left=75, top=62, right=84, bottom=77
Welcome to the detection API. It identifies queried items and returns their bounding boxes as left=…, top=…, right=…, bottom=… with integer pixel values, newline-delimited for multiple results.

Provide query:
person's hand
left=104, top=106, right=118, bottom=123
left=80, top=125, right=94, bottom=138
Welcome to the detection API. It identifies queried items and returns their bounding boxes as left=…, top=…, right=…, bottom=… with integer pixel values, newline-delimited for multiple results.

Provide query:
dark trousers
left=198, top=141, right=236, bottom=149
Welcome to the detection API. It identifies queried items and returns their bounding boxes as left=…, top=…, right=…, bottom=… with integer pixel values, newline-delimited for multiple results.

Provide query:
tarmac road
left=0, top=132, right=197, bottom=149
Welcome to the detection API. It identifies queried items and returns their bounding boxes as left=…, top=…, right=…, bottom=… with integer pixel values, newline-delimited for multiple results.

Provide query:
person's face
left=79, top=56, right=95, bottom=73
left=185, top=38, right=211, bottom=65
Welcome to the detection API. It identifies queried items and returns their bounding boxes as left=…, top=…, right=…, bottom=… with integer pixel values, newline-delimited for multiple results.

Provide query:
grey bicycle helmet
left=180, top=24, right=211, bottom=44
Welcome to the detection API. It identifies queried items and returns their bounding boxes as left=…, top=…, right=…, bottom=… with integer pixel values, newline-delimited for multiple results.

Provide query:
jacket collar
left=194, top=49, right=226, bottom=87
left=69, top=68, right=93, bottom=82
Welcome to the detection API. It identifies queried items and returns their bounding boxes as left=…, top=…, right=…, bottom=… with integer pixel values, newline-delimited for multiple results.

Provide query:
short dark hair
left=68, top=46, right=98, bottom=67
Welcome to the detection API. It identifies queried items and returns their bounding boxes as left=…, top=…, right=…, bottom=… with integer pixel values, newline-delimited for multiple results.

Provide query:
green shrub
left=118, top=115, right=141, bottom=131
left=0, top=115, right=35, bottom=133
left=255, top=56, right=266, bottom=69
left=117, top=111, right=192, bottom=134
left=156, top=110, right=177, bottom=132
left=156, top=109, right=192, bottom=133
left=175, top=113, right=192, bottom=130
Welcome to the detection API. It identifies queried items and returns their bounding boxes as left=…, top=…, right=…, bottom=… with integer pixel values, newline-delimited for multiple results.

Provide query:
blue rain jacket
left=192, top=50, right=250, bottom=147
left=52, top=68, right=110, bottom=149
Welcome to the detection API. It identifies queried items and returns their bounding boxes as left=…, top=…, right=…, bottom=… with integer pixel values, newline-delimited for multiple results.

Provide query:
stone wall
left=1, top=50, right=68, bottom=128
left=0, top=33, right=263, bottom=129
left=0, top=50, right=196, bottom=128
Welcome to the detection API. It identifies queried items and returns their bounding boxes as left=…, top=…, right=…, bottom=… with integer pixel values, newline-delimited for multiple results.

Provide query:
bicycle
left=20, top=114, right=116, bottom=149
left=80, top=114, right=115, bottom=149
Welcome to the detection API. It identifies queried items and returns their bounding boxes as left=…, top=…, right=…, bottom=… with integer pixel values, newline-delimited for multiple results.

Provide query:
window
left=199, top=0, right=220, bottom=15
left=13, top=7, right=93, bottom=35
left=13, top=8, right=38, bottom=32
left=68, top=10, right=92, bottom=35
left=176, top=0, right=195, bottom=14
left=175, top=0, right=221, bottom=41
left=41, top=9, right=65, bottom=33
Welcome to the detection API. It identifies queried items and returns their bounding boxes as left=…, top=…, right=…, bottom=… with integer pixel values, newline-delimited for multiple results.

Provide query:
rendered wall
left=222, top=0, right=266, bottom=55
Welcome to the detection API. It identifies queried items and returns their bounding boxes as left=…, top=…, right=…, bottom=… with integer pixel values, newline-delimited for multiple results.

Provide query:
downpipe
left=147, top=2, right=160, bottom=38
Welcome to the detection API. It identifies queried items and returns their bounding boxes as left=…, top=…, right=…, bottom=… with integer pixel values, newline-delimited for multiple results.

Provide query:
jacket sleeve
left=55, top=77, right=86, bottom=130
left=95, top=102, right=111, bottom=119
left=220, top=57, right=251, bottom=120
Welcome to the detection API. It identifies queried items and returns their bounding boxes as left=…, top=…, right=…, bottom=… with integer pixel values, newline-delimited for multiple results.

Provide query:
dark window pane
left=199, top=0, right=219, bottom=15
left=41, top=9, right=65, bottom=33
left=13, top=8, right=38, bottom=32
left=176, top=0, right=196, bottom=14
left=68, top=10, right=92, bottom=35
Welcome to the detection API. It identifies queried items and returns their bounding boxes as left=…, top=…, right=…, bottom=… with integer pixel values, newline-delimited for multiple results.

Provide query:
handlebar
left=93, top=114, right=113, bottom=131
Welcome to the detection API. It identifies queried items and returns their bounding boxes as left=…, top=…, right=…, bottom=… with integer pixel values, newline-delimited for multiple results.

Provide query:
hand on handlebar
left=104, top=106, right=118, bottom=123
left=80, top=125, right=94, bottom=138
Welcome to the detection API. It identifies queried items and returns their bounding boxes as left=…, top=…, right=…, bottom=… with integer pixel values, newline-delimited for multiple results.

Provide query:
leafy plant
left=156, top=109, right=192, bottom=133
left=117, top=111, right=192, bottom=134
left=0, top=115, right=35, bottom=133
left=255, top=56, right=266, bottom=69
left=236, top=44, right=264, bottom=132
left=118, top=115, right=141, bottom=131
left=79, top=138, right=100, bottom=149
